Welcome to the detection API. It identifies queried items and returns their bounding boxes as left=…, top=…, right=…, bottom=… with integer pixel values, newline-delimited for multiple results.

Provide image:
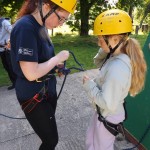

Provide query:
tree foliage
left=0, top=0, right=24, bottom=22
left=68, top=0, right=146, bottom=36
left=0, top=0, right=149, bottom=35
left=67, top=0, right=108, bottom=36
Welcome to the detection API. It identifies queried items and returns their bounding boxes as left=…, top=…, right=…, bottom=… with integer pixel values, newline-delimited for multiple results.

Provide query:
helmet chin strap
left=38, top=0, right=58, bottom=26
left=103, top=36, right=125, bottom=59
left=99, top=36, right=125, bottom=69
left=108, top=39, right=124, bottom=54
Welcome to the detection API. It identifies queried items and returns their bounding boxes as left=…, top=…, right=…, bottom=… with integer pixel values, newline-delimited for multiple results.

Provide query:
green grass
left=0, top=34, right=147, bottom=87
left=130, top=34, right=148, bottom=48
left=51, top=35, right=99, bottom=71
left=0, top=60, right=11, bottom=86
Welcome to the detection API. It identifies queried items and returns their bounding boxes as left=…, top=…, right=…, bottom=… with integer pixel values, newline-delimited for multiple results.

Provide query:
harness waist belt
left=98, top=113, right=124, bottom=136
left=21, top=87, right=48, bottom=113
left=36, top=74, right=55, bottom=82
left=96, top=104, right=124, bottom=136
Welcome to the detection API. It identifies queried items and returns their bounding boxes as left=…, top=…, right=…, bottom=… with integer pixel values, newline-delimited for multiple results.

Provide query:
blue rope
left=0, top=113, right=26, bottom=120
left=123, top=123, right=150, bottom=150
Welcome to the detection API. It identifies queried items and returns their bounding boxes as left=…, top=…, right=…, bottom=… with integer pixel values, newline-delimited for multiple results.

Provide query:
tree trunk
left=135, top=14, right=147, bottom=35
left=80, top=0, right=89, bottom=36
left=139, top=15, right=146, bottom=28
left=128, top=6, right=133, bottom=21
left=135, top=25, right=139, bottom=35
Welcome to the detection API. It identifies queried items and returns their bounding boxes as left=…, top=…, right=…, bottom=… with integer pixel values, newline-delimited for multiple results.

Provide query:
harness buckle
left=36, top=79, right=42, bottom=82
left=36, top=74, right=54, bottom=82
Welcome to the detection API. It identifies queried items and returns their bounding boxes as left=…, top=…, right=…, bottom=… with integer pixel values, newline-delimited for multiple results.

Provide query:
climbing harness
left=21, top=86, right=48, bottom=113
left=21, top=50, right=85, bottom=113
left=96, top=105, right=125, bottom=136
left=0, top=50, right=85, bottom=119
left=96, top=104, right=150, bottom=150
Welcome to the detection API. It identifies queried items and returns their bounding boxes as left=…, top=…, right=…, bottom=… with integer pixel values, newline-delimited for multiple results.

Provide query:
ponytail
left=17, top=0, right=38, bottom=19
left=121, top=38, right=147, bottom=96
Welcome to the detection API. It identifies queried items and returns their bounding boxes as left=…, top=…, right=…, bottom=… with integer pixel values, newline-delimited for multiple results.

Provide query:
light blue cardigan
left=83, top=48, right=132, bottom=118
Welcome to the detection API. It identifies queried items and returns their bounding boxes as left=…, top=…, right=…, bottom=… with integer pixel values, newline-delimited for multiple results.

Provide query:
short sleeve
left=3, top=20, right=12, bottom=33
left=15, top=26, right=38, bottom=62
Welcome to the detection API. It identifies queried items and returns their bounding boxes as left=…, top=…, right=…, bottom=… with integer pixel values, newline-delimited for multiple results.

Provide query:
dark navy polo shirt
left=10, top=15, right=56, bottom=102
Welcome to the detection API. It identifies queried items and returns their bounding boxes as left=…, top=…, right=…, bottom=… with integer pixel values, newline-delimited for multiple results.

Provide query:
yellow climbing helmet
left=94, top=9, right=133, bottom=35
left=51, top=0, right=77, bottom=14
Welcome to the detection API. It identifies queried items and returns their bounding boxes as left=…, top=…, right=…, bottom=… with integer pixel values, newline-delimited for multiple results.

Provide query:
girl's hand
left=83, top=75, right=90, bottom=84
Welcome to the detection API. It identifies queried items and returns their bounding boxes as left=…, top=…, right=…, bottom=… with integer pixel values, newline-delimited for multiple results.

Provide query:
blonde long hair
left=121, top=36, right=147, bottom=96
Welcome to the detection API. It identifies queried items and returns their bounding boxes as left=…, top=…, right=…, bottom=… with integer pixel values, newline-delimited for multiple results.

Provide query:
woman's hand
left=4, top=40, right=11, bottom=50
left=83, top=75, right=90, bottom=84
left=55, top=50, right=70, bottom=63
left=20, top=51, right=69, bottom=81
left=56, top=63, right=65, bottom=77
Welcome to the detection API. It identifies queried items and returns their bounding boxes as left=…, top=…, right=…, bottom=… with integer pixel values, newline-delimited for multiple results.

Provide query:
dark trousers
left=0, top=50, right=16, bottom=85
left=22, top=94, right=58, bottom=150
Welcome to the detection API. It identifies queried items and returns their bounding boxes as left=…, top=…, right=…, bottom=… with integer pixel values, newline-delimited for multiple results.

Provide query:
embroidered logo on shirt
left=18, top=47, right=33, bottom=56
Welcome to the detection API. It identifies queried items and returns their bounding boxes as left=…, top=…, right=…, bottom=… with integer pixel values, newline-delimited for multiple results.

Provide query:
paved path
left=0, top=69, right=136, bottom=150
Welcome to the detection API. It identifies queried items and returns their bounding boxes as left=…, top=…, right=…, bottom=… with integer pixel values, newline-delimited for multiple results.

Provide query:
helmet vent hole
left=60, top=1, right=62, bottom=3
left=100, top=22, right=102, bottom=24
left=101, top=30, right=103, bottom=32
left=119, top=20, right=122, bottom=22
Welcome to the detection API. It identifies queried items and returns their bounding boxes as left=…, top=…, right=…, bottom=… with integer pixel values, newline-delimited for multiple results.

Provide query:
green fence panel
left=124, top=33, right=150, bottom=149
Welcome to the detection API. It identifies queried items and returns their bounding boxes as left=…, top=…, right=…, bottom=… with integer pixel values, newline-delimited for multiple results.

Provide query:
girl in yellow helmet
left=83, top=9, right=147, bottom=150
left=10, top=0, right=77, bottom=149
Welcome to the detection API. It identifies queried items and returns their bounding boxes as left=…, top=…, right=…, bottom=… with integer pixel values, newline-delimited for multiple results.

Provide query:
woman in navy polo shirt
left=10, top=0, right=77, bottom=149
